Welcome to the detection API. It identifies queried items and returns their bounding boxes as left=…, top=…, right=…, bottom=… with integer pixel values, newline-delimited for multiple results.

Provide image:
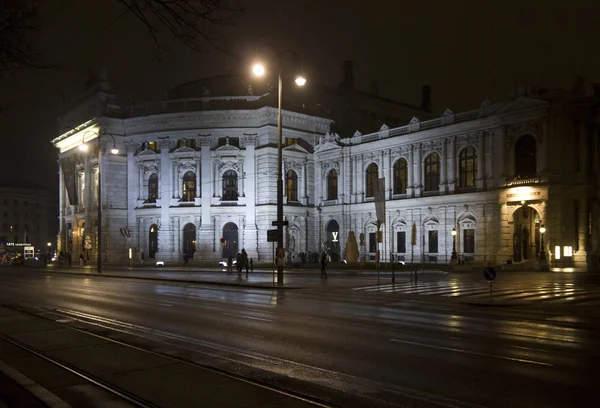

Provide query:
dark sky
left=1, top=0, right=599, bottom=193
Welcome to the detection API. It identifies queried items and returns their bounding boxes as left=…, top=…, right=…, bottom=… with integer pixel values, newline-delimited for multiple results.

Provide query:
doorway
left=512, top=206, right=540, bottom=262
left=183, top=223, right=196, bottom=257
left=222, top=222, right=238, bottom=258
left=149, top=224, right=158, bottom=258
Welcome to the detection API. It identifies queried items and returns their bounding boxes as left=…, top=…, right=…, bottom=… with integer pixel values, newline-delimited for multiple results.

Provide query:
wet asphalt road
left=0, top=266, right=599, bottom=408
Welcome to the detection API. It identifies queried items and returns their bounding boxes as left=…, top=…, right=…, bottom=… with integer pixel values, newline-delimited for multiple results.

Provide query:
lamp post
left=252, top=47, right=306, bottom=285
left=451, top=227, right=457, bottom=262
left=81, top=131, right=120, bottom=273
left=539, top=224, right=546, bottom=261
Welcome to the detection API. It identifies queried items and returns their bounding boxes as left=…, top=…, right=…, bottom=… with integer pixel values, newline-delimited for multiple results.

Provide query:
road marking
left=133, top=299, right=172, bottom=307
left=389, top=338, right=553, bottom=366
left=221, top=312, right=272, bottom=322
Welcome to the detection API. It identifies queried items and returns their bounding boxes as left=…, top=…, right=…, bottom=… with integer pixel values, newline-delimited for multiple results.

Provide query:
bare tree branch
left=113, top=0, right=243, bottom=54
left=0, top=0, right=41, bottom=72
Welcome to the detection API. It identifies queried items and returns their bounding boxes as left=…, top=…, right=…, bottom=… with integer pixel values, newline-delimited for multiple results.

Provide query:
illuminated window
left=327, top=169, right=338, bottom=200
left=366, top=164, right=378, bottom=198
left=554, top=246, right=561, bottom=260
left=459, top=147, right=477, bottom=188
left=222, top=170, right=238, bottom=201
left=182, top=171, right=196, bottom=202
left=424, top=153, right=440, bottom=191
left=147, top=173, right=158, bottom=203
left=148, top=142, right=158, bottom=152
left=286, top=170, right=298, bottom=202
left=393, top=159, right=408, bottom=194
left=563, top=246, right=573, bottom=257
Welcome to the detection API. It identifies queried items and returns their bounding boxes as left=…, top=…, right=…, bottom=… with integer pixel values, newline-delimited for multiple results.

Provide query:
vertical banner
left=60, top=156, right=79, bottom=206
left=374, top=178, right=386, bottom=224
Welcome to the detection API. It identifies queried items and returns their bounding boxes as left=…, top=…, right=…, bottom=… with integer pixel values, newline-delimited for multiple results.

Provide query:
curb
left=0, top=359, right=71, bottom=408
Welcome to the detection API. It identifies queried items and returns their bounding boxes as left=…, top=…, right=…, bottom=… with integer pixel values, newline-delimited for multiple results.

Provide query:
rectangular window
left=563, top=246, right=573, bottom=257
left=397, top=231, right=406, bottom=253
left=428, top=230, right=438, bottom=253
left=369, top=232, right=377, bottom=253
left=463, top=229, right=475, bottom=253
left=554, top=246, right=561, bottom=260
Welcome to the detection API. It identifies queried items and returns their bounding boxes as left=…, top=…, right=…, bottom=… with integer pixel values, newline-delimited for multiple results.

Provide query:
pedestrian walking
left=236, top=252, right=242, bottom=275
left=227, top=254, right=233, bottom=273
left=79, top=253, right=84, bottom=266
left=241, top=249, right=249, bottom=276
left=141, top=251, right=145, bottom=265
left=320, top=252, right=328, bottom=279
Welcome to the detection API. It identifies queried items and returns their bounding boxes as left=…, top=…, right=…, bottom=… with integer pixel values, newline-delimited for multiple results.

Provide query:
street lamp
left=82, top=130, right=120, bottom=273
left=539, top=224, right=546, bottom=260
left=451, top=227, right=457, bottom=261
left=252, top=47, right=306, bottom=286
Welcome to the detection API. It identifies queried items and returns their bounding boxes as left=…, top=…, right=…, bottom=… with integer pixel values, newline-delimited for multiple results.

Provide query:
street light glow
left=79, top=144, right=88, bottom=152
left=295, top=76, right=307, bottom=86
left=252, top=63, right=266, bottom=77
left=111, top=146, right=119, bottom=155
left=451, top=227, right=457, bottom=236
left=540, top=224, right=546, bottom=234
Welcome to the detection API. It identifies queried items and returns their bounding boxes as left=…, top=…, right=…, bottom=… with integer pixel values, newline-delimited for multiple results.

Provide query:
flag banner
left=374, top=178, right=386, bottom=224
left=411, top=222, right=417, bottom=246
left=60, top=157, right=79, bottom=206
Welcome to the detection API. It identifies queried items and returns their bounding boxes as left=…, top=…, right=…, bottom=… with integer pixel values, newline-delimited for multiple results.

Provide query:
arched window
left=286, top=170, right=298, bottom=202
left=365, top=163, right=378, bottom=198
left=182, top=223, right=196, bottom=256
left=459, top=147, right=477, bottom=188
left=148, top=173, right=158, bottom=203
left=424, top=153, right=440, bottom=192
left=327, top=169, right=338, bottom=200
left=182, top=171, right=195, bottom=202
left=393, top=159, right=408, bottom=194
left=222, top=170, right=238, bottom=200
left=515, top=135, right=537, bottom=178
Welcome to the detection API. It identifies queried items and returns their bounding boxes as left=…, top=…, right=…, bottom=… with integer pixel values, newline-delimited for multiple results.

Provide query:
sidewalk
left=0, top=306, right=323, bottom=408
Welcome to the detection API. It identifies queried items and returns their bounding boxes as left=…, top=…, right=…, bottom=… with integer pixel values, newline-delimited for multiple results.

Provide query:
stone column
left=316, top=160, right=322, bottom=204
left=384, top=150, right=391, bottom=199
left=242, top=134, right=258, bottom=260
left=485, top=131, right=493, bottom=187
left=198, top=138, right=213, bottom=259
left=352, top=156, right=357, bottom=203
left=407, top=145, right=414, bottom=197
left=414, top=143, right=422, bottom=196
left=196, top=160, right=201, bottom=198
left=301, top=159, right=307, bottom=204
left=126, top=144, right=138, bottom=241
left=173, top=162, right=179, bottom=199
left=506, top=127, right=515, bottom=180
left=440, top=139, right=447, bottom=194
left=138, top=164, right=144, bottom=200
left=476, top=132, right=485, bottom=190
left=448, top=137, right=456, bottom=193
left=174, top=216, right=180, bottom=254
left=158, top=138, right=174, bottom=259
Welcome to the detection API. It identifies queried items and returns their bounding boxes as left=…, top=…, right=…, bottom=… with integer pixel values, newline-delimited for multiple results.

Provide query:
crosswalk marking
left=351, top=282, right=600, bottom=304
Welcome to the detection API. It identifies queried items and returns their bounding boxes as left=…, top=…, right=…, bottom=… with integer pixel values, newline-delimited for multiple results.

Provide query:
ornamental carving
left=178, top=161, right=197, bottom=174
left=320, top=160, right=340, bottom=172
left=507, top=120, right=543, bottom=143
left=158, top=137, right=173, bottom=149
left=241, top=134, right=257, bottom=147
left=364, top=152, right=380, bottom=165
left=286, top=159, right=305, bottom=172
left=318, top=132, right=342, bottom=145
left=197, top=135, right=213, bottom=146
left=143, top=163, right=159, bottom=176
left=217, top=160, right=240, bottom=173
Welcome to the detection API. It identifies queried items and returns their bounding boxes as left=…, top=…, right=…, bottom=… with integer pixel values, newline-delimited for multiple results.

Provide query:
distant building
left=52, top=70, right=600, bottom=271
left=0, top=184, right=56, bottom=255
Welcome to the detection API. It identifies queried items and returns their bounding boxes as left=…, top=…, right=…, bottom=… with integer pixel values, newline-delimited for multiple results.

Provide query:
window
left=463, top=229, right=475, bottom=253
left=369, top=232, right=377, bottom=253
left=424, top=153, right=440, bottom=191
left=148, top=173, right=158, bottom=203
left=393, top=159, right=408, bottom=194
left=428, top=230, right=438, bottom=253
left=327, top=169, right=338, bottom=200
left=182, top=171, right=196, bottom=202
left=366, top=163, right=378, bottom=198
left=285, top=138, right=298, bottom=147
left=222, top=170, right=238, bottom=200
left=515, top=135, right=537, bottom=178
left=148, top=142, right=158, bottom=152
left=563, top=246, right=573, bottom=257
left=459, top=147, right=477, bottom=188
left=286, top=170, right=298, bottom=202
left=397, top=231, right=406, bottom=253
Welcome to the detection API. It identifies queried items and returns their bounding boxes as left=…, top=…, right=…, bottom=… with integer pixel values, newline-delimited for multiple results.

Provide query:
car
left=218, top=260, right=237, bottom=267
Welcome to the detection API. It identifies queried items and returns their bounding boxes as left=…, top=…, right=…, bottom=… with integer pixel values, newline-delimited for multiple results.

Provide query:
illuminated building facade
left=52, top=74, right=600, bottom=270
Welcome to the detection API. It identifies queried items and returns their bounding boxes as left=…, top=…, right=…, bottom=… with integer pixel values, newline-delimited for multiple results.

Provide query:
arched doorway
left=149, top=224, right=158, bottom=258
left=182, top=223, right=196, bottom=257
left=222, top=222, right=238, bottom=258
left=325, top=220, right=341, bottom=262
left=512, top=206, right=540, bottom=262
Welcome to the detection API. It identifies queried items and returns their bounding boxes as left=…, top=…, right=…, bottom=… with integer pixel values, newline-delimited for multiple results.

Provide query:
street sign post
left=484, top=266, right=496, bottom=301
left=267, top=229, right=280, bottom=242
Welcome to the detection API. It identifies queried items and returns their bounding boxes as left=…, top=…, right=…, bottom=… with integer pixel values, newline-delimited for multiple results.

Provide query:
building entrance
left=512, top=206, right=541, bottom=262
left=222, top=223, right=238, bottom=258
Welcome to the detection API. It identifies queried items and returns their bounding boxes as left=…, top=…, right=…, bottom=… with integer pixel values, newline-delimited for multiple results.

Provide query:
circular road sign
left=484, top=267, right=496, bottom=281
left=84, top=242, right=92, bottom=250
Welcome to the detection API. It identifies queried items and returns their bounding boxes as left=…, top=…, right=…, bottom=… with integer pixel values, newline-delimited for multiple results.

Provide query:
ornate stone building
left=52, top=74, right=600, bottom=271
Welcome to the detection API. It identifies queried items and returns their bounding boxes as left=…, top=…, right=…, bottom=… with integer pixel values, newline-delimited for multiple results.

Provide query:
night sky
left=1, top=0, right=599, bottom=194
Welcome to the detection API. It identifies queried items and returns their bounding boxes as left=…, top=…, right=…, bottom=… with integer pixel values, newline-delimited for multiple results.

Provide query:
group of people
left=227, top=249, right=250, bottom=275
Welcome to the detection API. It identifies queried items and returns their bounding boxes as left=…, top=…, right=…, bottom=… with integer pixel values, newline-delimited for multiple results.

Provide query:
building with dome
left=52, top=70, right=600, bottom=271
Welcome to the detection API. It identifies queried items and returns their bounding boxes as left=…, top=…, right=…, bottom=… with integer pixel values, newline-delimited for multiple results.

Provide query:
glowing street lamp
left=451, top=227, right=457, bottom=261
left=539, top=224, right=546, bottom=261
left=252, top=47, right=306, bottom=286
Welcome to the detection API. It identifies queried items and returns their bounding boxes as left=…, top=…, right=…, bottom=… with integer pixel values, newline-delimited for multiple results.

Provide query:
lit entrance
left=149, top=224, right=158, bottom=258
left=325, top=220, right=341, bottom=262
left=512, top=206, right=541, bottom=262
left=183, top=223, right=196, bottom=257
left=222, top=222, right=238, bottom=258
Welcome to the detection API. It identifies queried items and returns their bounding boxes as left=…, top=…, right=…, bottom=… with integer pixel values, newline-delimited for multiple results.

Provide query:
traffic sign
left=484, top=267, right=496, bottom=281
left=267, top=229, right=280, bottom=242
left=84, top=242, right=92, bottom=250
left=271, top=220, right=289, bottom=226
